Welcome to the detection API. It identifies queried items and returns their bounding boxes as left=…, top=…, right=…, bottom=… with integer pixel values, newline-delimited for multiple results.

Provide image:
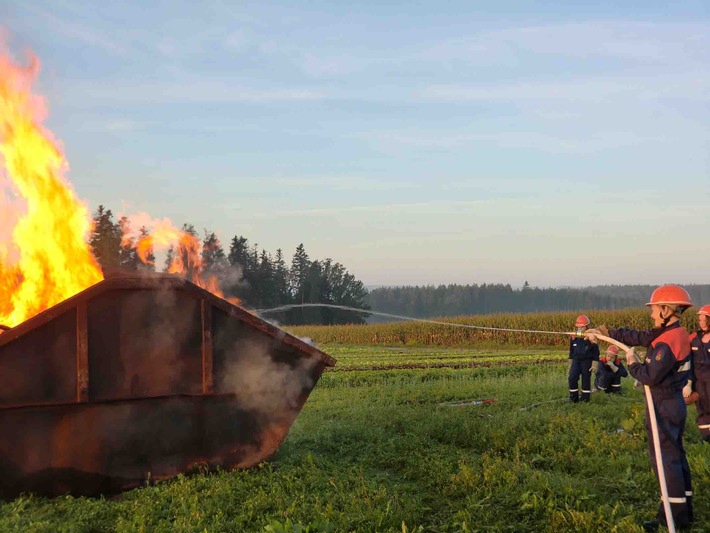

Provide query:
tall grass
left=287, top=308, right=701, bottom=347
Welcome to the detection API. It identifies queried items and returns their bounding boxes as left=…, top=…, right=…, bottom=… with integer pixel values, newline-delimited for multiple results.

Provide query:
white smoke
left=219, top=338, right=319, bottom=418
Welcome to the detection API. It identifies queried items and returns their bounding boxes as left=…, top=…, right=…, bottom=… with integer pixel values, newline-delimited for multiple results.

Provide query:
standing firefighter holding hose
left=568, top=315, right=599, bottom=403
left=587, top=284, right=694, bottom=532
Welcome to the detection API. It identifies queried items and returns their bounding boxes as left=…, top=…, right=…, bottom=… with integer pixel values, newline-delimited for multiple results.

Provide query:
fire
left=0, top=52, right=103, bottom=327
left=128, top=215, right=233, bottom=300
left=1, top=48, right=238, bottom=329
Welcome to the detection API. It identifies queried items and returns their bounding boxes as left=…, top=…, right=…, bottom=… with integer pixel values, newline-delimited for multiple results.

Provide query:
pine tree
left=89, top=205, right=122, bottom=271
left=273, top=248, right=290, bottom=304
left=202, top=231, right=227, bottom=271
left=117, top=216, right=140, bottom=270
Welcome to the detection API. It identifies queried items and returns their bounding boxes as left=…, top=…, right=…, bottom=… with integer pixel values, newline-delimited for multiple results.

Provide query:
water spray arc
left=256, top=303, right=576, bottom=336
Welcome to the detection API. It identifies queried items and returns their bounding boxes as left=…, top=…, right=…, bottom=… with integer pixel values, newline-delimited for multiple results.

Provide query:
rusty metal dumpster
left=0, top=272, right=335, bottom=499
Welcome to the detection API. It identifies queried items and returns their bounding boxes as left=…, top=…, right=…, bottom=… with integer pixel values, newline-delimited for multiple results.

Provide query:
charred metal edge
left=0, top=273, right=336, bottom=367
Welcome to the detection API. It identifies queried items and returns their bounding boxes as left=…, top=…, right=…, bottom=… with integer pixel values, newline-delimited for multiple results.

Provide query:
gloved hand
left=625, top=347, right=639, bottom=366
left=683, top=380, right=693, bottom=398
left=591, top=361, right=599, bottom=374
left=597, top=324, right=609, bottom=337
left=608, top=361, right=618, bottom=373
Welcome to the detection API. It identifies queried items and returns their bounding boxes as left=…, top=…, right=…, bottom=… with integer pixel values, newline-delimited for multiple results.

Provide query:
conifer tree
left=89, top=205, right=121, bottom=271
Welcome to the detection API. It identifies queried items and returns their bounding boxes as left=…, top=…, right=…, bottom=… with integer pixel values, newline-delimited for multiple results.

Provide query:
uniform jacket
left=689, top=331, right=710, bottom=382
left=597, top=360, right=628, bottom=380
left=568, top=336, right=600, bottom=361
left=609, top=322, right=691, bottom=394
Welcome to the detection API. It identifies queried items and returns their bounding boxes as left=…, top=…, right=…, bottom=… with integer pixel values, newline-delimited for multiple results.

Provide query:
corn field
left=287, top=308, right=701, bottom=347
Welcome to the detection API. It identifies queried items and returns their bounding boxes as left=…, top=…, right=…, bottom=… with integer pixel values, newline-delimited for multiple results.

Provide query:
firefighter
left=685, top=304, right=710, bottom=442
left=587, top=284, right=693, bottom=531
left=595, top=344, right=628, bottom=394
left=568, top=315, right=599, bottom=403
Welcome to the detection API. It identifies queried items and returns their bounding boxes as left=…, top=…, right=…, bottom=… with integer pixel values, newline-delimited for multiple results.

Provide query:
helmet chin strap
left=660, top=305, right=676, bottom=328
left=661, top=305, right=688, bottom=328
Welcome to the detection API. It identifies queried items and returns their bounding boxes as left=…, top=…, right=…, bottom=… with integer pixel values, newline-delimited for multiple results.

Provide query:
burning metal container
left=0, top=272, right=335, bottom=499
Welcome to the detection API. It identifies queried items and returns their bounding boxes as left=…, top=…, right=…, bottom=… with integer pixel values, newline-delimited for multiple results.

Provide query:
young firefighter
left=685, top=304, right=710, bottom=442
left=587, top=285, right=693, bottom=532
left=568, top=315, right=599, bottom=403
left=595, top=345, right=628, bottom=394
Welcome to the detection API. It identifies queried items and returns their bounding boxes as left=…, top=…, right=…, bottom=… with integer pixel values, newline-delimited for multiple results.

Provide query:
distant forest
left=365, top=283, right=710, bottom=320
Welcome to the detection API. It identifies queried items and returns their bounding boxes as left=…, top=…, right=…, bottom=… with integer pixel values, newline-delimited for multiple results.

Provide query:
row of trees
left=88, top=206, right=369, bottom=325
left=365, top=283, right=710, bottom=319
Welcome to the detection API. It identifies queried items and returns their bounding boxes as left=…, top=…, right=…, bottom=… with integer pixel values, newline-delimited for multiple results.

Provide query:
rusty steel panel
left=0, top=273, right=334, bottom=499
left=0, top=309, right=77, bottom=407
left=87, top=288, right=203, bottom=400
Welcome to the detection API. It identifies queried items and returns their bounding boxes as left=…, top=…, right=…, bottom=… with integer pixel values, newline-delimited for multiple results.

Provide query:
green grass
left=324, top=345, right=565, bottom=371
left=1, top=346, right=708, bottom=532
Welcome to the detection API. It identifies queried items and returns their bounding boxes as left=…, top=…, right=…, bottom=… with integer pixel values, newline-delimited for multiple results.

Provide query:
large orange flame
left=0, top=52, right=103, bottom=327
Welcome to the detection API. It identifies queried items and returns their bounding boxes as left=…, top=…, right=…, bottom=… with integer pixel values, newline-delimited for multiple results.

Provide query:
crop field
left=2, top=345, right=709, bottom=532
left=288, top=309, right=701, bottom=347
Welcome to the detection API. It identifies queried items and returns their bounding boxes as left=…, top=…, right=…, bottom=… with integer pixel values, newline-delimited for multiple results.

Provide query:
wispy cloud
left=269, top=176, right=417, bottom=191
left=419, top=21, right=710, bottom=66
left=20, top=3, right=130, bottom=56
left=243, top=200, right=492, bottom=219
left=65, top=79, right=329, bottom=104
left=421, top=71, right=710, bottom=103
left=359, top=128, right=668, bottom=154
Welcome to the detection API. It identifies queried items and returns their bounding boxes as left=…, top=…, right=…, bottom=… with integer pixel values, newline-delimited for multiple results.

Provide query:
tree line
left=88, top=206, right=370, bottom=325
left=365, top=282, right=710, bottom=320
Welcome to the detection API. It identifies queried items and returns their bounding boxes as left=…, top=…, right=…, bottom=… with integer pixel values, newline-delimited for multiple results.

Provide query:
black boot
left=642, top=519, right=659, bottom=532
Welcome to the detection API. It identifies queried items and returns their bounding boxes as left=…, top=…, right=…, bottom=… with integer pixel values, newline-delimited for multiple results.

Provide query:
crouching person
left=595, top=345, right=628, bottom=394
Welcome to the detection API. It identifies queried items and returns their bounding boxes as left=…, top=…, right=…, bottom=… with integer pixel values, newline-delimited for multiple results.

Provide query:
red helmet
left=645, top=285, right=692, bottom=308
left=698, top=305, right=710, bottom=317
left=574, top=315, right=590, bottom=328
left=601, top=344, right=619, bottom=364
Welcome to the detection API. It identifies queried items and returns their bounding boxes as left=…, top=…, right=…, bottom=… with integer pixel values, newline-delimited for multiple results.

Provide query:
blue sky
left=2, top=0, right=709, bottom=287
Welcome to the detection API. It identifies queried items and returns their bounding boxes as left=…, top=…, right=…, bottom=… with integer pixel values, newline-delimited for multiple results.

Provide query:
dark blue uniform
left=689, top=331, right=710, bottom=441
left=568, top=336, right=600, bottom=402
left=609, top=322, right=693, bottom=528
left=595, top=359, right=628, bottom=393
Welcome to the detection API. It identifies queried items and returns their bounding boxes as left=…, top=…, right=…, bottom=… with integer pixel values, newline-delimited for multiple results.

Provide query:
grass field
left=1, top=345, right=708, bottom=532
